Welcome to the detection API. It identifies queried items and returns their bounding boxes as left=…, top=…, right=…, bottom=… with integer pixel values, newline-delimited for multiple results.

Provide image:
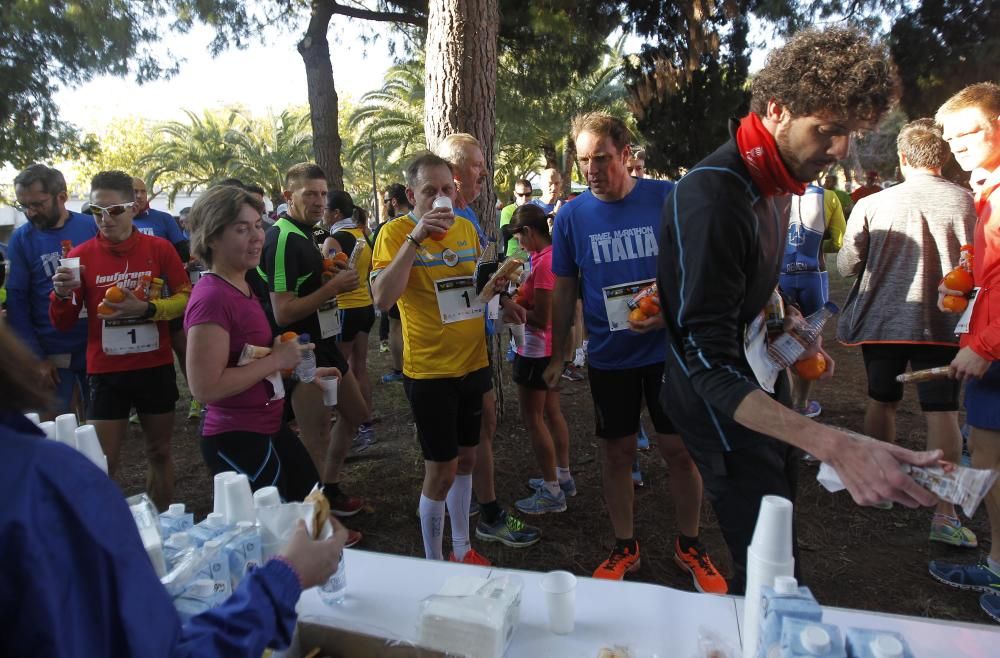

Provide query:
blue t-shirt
left=6, top=211, right=97, bottom=358
left=530, top=199, right=557, bottom=215
left=134, top=208, right=186, bottom=245
left=551, top=178, right=674, bottom=369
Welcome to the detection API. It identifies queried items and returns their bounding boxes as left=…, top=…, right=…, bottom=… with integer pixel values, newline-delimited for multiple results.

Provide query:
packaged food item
left=757, top=576, right=822, bottom=658
left=844, top=628, right=913, bottom=658
left=238, top=343, right=272, bottom=366
left=779, top=619, right=846, bottom=658
left=767, top=303, right=838, bottom=369
left=148, top=277, right=164, bottom=301
left=477, top=258, right=524, bottom=303
left=159, top=503, right=194, bottom=538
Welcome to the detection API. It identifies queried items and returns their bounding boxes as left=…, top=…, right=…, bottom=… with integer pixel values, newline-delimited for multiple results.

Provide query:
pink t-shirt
left=184, top=273, right=283, bottom=436
left=516, top=245, right=554, bottom=358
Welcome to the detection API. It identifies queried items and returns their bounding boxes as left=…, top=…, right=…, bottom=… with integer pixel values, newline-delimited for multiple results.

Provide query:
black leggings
left=201, top=424, right=319, bottom=502
left=379, top=311, right=390, bottom=341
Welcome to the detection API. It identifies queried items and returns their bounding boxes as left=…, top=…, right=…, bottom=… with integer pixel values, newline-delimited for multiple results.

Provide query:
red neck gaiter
left=98, top=227, right=140, bottom=256
left=735, top=112, right=807, bottom=197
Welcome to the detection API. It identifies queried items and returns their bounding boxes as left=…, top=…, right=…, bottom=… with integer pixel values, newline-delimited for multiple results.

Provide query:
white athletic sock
left=446, top=473, right=473, bottom=560
left=556, top=467, right=572, bottom=483
left=544, top=480, right=561, bottom=497
left=419, top=494, right=446, bottom=560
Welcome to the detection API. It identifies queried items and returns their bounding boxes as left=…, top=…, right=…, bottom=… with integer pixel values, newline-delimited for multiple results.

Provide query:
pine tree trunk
left=561, top=133, right=577, bottom=197
left=424, top=0, right=499, bottom=240
left=298, top=2, right=345, bottom=190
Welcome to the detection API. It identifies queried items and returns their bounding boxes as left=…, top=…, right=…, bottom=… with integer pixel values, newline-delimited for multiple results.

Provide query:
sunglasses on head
left=90, top=202, right=136, bottom=218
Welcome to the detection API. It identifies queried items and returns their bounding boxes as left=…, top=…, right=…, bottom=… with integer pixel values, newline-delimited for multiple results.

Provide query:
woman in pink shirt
left=505, top=204, right=573, bottom=515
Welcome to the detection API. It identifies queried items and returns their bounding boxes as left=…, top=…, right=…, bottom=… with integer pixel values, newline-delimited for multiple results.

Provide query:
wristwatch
left=141, top=302, right=156, bottom=320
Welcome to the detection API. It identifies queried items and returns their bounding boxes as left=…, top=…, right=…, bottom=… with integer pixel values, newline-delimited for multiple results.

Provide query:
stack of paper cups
left=74, top=425, right=108, bottom=474
left=38, top=421, right=57, bottom=440
left=224, top=473, right=255, bottom=524
left=213, top=472, right=238, bottom=516
left=253, top=486, right=281, bottom=509
left=24, top=413, right=41, bottom=427
left=742, top=495, right=795, bottom=658
left=54, top=413, right=79, bottom=448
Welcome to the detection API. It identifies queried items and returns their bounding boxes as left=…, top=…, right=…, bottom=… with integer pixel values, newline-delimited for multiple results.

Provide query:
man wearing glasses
left=9, top=164, right=97, bottom=419
left=49, top=170, right=191, bottom=511
left=498, top=179, right=533, bottom=260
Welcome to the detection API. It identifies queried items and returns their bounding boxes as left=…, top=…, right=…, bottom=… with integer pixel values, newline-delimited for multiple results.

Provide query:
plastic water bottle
left=319, top=553, right=347, bottom=605
left=295, top=333, right=316, bottom=383
left=767, top=302, right=839, bottom=369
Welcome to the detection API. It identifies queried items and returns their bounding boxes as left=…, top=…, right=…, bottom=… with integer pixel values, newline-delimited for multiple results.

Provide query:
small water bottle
left=319, top=553, right=347, bottom=605
left=295, top=333, right=316, bottom=383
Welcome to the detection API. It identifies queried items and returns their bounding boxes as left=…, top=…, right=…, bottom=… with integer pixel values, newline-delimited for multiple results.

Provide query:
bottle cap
left=204, top=539, right=223, bottom=550
left=168, top=503, right=186, bottom=515
left=237, top=521, right=254, bottom=530
left=870, top=635, right=904, bottom=658
left=774, top=575, right=798, bottom=594
left=800, top=626, right=831, bottom=654
left=298, top=333, right=311, bottom=344
left=206, top=512, right=224, bottom=527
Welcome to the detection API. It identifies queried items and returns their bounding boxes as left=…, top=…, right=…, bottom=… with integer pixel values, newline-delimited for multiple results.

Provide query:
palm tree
left=228, top=109, right=313, bottom=208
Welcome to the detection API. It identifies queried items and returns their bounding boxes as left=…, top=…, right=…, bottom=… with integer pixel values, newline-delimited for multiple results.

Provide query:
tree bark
left=423, top=0, right=499, bottom=240
left=541, top=142, right=558, bottom=171
left=299, top=1, right=344, bottom=190
left=561, top=133, right=576, bottom=197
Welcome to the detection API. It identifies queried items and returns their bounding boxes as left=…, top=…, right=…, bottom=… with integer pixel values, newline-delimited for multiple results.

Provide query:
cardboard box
left=276, top=620, right=453, bottom=658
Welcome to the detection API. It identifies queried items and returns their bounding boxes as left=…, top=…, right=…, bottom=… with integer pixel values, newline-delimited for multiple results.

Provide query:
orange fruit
left=942, top=295, right=968, bottom=313
left=333, top=252, right=349, bottom=264
left=629, top=308, right=647, bottom=323
left=793, top=353, right=827, bottom=380
left=638, top=296, right=660, bottom=317
left=280, top=331, right=299, bottom=343
left=943, top=268, right=974, bottom=295
left=97, top=302, right=114, bottom=316
left=104, top=285, right=125, bottom=303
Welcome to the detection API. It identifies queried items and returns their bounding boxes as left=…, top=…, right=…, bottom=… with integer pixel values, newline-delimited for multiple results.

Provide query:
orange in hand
left=942, top=295, right=969, bottom=313
left=793, top=353, right=827, bottom=380
left=280, top=331, right=299, bottom=343
left=104, top=285, right=126, bottom=303
left=638, top=296, right=660, bottom=317
left=943, top=268, right=974, bottom=295
left=97, top=302, right=114, bottom=316
left=629, top=308, right=647, bottom=324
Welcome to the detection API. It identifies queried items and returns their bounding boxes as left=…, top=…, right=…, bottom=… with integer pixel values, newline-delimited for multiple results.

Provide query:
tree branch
left=328, top=0, right=426, bottom=25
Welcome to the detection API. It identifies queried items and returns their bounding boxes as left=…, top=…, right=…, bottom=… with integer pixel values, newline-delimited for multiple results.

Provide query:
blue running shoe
left=527, top=477, right=578, bottom=497
left=506, top=344, right=516, bottom=363
left=475, top=510, right=540, bottom=548
left=929, top=559, right=1000, bottom=593
left=515, top=487, right=567, bottom=515
left=632, top=460, right=644, bottom=488
left=637, top=423, right=650, bottom=451
left=380, top=370, right=403, bottom=384
left=981, top=592, right=1000, bottom=624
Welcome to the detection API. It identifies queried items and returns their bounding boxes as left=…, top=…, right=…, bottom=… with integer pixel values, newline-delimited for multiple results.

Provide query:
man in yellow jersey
left=372, top=153, right=508, bottom=563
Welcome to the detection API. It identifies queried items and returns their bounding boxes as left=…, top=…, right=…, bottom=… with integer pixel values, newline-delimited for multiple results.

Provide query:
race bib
left=602, top=278, right=655, bottom=332
left=744, top=312, right=779, bottom=393
left=102, top=318, right=159, bottom=355
left=317, top=299, right=342, bottom=339
left=435, top=276, right=484, bottom=324
left=955, top=287, right=980, bottom=335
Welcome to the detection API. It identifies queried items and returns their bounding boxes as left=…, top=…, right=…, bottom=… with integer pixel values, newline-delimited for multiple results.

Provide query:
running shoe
left=796, top=400, right=822, bottom=418
left=475, top=510, right=541, bottom=548
left=981, top=592, right=1000, bottom=624
left=930, top=516, right=978, bottom=548
left=469, top=498, right=480, bottom=518
left=593, top=542, right=641, bottom=580
left=506, top=344, right=516, bottom=363
left=637, top=423, right=650, bottom=451
left=561, top=366, right=584, bottom=382
left=380, top=370, right=404, bottom=384
left=515, top=487, right=567, bottom=515
left=673, top=538, right=729, bottom=594
left=379, top=340, right=390, bottom=354
left=527, top=476, right=578, bottom=497
left=573, top=348, right=586, bottom=368
left=327, top=492, right=365, bottom=518
left=345, top=528, right=363, bottom=548
left=129, top=412, right=140, bottom=425
left=929, top=559, right=1000, bottom=593
left=448, top=548, right=491, bottom=566
left=632, top=460, right=644, bottom=488
left=188, top=399, right=203, bottom=419
left=358, top=422, right=377, bottom=445
left=348, top=434, right=372, bottom=457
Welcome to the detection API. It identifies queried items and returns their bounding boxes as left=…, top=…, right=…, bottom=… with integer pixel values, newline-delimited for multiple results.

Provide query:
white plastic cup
left=224, top=473, right=256, bottom=525
left=432, top=196, right=453, bottom=210
left=59, top=257, right=81, bottom=285
left=320, top=375, right=339, bottom=407
left=54, top=413, right=79, bottom=447
left=540, top=570, right=577, bottom=634
left=38, top=421, right=57, bottom=440
left=253, top=486, right=281, bottom=509
left=74, top=424, right=108, bottom=474
left=24, top=412, right=41, bottom=427
left=213, top=471, right=238, bottom=516
left=743, top=495, right=795, bottom=658
left=749, top=495, right=794, bottom=563
left=509, top=323, right=526, bottom=348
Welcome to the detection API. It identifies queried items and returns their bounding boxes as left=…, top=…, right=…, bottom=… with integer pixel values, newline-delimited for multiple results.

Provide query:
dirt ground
left=115, top=270, right=993, bottom=625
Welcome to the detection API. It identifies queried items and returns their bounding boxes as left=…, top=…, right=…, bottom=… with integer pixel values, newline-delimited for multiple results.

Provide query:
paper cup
left=38, top=421, right=57, bottom=440
left=510, top=323, right=526, bottom=348
left=24, top=413, right=41, bottom=427
left=213, top=471, right=238, bottom=516
left=253, top=486, right=281, bottom=509
left=320, top=375, right=339, bottom=407
left=74, top=425, right=108, bottom=473
left=59, top=257, right=81, bottom=285
left=54, top=413, right=79, bottom=447
left=540, top=570, right=576, bottom=634
left=750, top=495, right=794, bottom=563
left=224, top=473, right=256, bottom=524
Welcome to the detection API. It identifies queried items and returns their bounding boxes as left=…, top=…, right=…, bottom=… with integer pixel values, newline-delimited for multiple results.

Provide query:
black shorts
left=200, top=423, right=319, bottom=502
left=88, top=363, right=179, bottom=420
left=388, top=303, right=401, bottom=320
left=587, top=362, right=674, bottom=438
left=403, top=367, right=491, bottom=462
left=512, top=354, right=551, bottom=391
left=168, top=316, right=184, bottom=335
left=861, top=343, right=960, bottom=412
left=315, top=338, right=350, bottom=376
left=339, top=305, right=376, bottom=343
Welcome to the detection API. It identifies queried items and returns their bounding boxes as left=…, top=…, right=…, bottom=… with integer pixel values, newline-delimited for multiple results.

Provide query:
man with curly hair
left=657, top=27, right=941, bottom=593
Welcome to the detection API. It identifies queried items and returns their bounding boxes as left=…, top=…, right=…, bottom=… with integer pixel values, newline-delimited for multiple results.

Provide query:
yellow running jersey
left=371, top=214, right=487, bottom=379
left=336, top=226, right=374, bottom=309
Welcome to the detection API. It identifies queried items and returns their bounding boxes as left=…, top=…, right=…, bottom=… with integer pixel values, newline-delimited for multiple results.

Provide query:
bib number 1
left=102, top=319, right=159, bottom=355
left=436, top=276, right=484, bottom=324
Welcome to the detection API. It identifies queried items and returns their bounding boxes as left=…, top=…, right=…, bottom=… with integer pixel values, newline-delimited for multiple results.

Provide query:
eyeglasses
left=89, top=202, right=136, bottom=218
left=13, top=197, right=53, bottom=213
left=514, top=191, right=532, bottom=197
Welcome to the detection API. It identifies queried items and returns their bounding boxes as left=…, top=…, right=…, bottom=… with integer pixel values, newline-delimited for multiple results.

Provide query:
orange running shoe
left=673, top=538, right=728, bottom=594
left=592, top=542, right=641, bottom=580
left=344, top=528, right=363, bottom=548
left=448, top=548, right=492, bottom=566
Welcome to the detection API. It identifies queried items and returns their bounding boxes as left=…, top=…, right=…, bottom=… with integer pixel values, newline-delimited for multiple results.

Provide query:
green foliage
left=228, top=109, right=314, bottom=207
left=71, top=117, right=168, bottom=196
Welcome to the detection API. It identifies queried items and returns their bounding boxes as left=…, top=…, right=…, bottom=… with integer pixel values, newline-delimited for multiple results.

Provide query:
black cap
left=327, top=190, right=356, bottom=216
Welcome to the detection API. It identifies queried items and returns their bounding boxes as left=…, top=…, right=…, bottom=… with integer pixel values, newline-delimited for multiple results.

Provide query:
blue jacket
left=0, top=411, right=302, bottom=657
left=5, top=211, right=96, bottom=357
left=134, top=207, right=187, bottom=245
